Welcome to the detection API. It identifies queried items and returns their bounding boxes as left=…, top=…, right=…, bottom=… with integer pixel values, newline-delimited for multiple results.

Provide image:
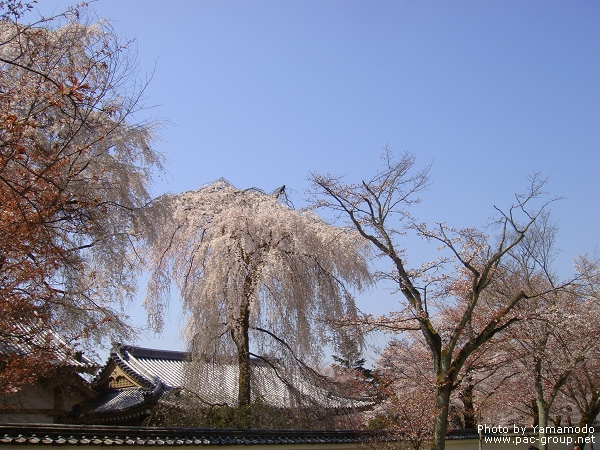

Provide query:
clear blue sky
left=37, top=1, right=599, bottom=358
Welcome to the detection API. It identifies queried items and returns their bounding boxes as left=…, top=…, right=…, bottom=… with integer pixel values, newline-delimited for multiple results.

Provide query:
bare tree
left=309, top=149, right=562, bottom=450
left=143, top=180, right=371, bottom=407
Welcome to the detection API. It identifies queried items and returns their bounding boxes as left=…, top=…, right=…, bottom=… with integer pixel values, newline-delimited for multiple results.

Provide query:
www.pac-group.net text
left=477, top=425, right=596, bottom=446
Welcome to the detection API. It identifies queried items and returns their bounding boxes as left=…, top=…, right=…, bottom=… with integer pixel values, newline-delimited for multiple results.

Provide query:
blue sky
left=38, top=1, right=599, bottom=358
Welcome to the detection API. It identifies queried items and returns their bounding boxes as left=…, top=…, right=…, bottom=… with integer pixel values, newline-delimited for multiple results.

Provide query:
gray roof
left=87, top=388, right=159, bottom=415
left=87, top=344, right=371, bottom=418
left=1, top=323, right=98, bottom=372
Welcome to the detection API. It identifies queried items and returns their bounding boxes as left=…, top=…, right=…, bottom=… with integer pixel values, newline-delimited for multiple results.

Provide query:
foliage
left=0, top=324, right=64, bottom=394
left=144, top=180, right=371, bottom=407
left=0, top=5, right=162, bottom=393
left=474, top=214, right=600, bottom=449
left=331, top=330, right=374, bottom=380
left=561, top=258, right=600, bottom=448
left=368, top=338, right=436, bottom=450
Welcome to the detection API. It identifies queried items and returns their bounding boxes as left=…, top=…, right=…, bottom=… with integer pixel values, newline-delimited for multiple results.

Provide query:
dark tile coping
left=0, top=424, right=376, bottom=446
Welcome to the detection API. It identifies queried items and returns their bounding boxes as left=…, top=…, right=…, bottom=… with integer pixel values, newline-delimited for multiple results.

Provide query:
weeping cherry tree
left=144, top=180, right=372, bottom=407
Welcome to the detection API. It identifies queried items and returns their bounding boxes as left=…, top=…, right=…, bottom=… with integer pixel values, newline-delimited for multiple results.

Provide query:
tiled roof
left=87, top=388, right=158, bottom=415
left=0, top=424, right=374, bottom=446
left=2, top=322, right=98, bottom=372
left=88, top=344, right=372, bottom=417
left=109, top=345, right=187, bottom=388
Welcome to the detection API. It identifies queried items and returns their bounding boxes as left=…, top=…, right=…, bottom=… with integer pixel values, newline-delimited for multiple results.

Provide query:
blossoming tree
left=309, top=149, right=566, bottom=450
left=144, top=180, right=372, bottom=407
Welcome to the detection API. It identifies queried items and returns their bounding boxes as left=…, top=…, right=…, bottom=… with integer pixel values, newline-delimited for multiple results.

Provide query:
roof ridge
left=118, top=344, right=189, bottom=361
left=110, top=344, right=159, bottom=389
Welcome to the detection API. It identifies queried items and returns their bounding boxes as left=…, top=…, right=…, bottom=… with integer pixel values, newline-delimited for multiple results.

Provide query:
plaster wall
left=446, top=432, right=600, bottom=450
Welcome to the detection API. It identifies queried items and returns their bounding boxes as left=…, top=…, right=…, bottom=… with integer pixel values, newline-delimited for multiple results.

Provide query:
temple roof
left=1, top=322, right=98, bottom=373
left=94, top=344, right=188, bottom=390
left=82, top=343, right=372, bottom=423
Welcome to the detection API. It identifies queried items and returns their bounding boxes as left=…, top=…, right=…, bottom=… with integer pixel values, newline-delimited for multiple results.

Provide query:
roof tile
left=0, top=424, right=373, bottom=447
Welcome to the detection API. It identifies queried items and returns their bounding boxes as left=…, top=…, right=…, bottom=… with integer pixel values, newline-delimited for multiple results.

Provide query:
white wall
left=446, top=432, right=600, bottom=450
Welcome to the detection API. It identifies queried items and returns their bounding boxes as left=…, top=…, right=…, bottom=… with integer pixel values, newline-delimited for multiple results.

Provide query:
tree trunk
left=233, top=324, right=251, bottom=407
left=460, top=383, right=476, bottom=429
left=531, top=398, right=539, bottom=427
left=536, top=397, right=550, bottom=450
left=575, top=401, right=600, bottom=450
left=431, top=382, right=453, bottom=450
left=231, top=272, right=253, bottom=407
left=576, top=412, right=591, bottom=450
